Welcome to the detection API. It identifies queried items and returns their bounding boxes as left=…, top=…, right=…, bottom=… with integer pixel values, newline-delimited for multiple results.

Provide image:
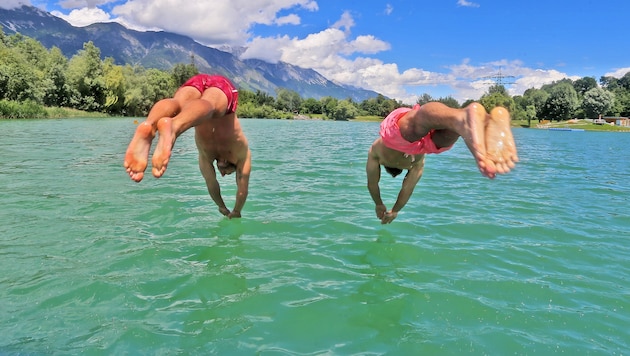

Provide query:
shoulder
left=368, top=138, right=383, bottom=156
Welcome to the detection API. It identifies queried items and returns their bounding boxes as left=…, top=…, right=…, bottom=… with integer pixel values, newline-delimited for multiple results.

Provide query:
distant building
left=592, top=115, right=629, bottom=126
left=603, top=117, right=630, bottom=127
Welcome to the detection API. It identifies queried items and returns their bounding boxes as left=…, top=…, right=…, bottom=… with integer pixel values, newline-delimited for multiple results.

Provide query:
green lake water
left=0, top=118, right=628, bottom=355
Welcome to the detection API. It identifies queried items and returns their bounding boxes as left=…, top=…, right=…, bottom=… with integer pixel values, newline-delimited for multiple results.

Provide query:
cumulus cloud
left=44, top=0, right=583, bottom=104
left=236, top=11, right=583, bottom=103
left=604, top=67, right=630, bottom=78
left=240, top=15, right=399, bottom=97
left=51, top=7, right=113, bottom=27
left=439, top=59, right=582, bottom=101
left=109, top=0, right=318, bottom=46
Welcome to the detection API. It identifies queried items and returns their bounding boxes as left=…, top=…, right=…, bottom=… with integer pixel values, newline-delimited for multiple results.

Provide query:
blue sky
left=5, top=0, right=630, bottom=104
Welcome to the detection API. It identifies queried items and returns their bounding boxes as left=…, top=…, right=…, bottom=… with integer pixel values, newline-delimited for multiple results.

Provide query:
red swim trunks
left=180, top=74, right=239, bottom=113
left=379, top=104, right=453, bottom=155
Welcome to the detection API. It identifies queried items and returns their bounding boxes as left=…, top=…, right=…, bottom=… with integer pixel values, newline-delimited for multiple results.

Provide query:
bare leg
left=151, top=98, right=219, bottom=178
left=486, top=107, right=518, bottom=174
left=123, top=122, right=154, bottom=182
left=403, top=102, right=495, bottom=178
left=459, top=103, right=495, bottom=178
left=123, top=98, right=180, bottom=182
left=152, top=117, right=173, bottom=178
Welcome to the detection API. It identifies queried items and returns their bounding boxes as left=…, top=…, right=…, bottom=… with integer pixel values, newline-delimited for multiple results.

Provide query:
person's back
left=194, top=112, right=249, bottom=173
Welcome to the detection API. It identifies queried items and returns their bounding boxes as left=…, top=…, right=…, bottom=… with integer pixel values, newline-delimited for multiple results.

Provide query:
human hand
left=380, top=210, right=398, bottom=224
left=219, top=206, right=230, bottom=216
left=375, top=204, right=387, bottom=219
left=228, top=210, right=241, bottom=219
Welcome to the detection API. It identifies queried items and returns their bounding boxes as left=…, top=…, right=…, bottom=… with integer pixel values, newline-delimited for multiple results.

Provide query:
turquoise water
left=0, top=118, right=628, bottom=355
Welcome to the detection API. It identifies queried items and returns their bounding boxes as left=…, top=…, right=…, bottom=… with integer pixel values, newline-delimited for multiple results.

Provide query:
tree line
left=0, top=29, right=402, bottom=120
left=2, top=28, right=630, bottom=122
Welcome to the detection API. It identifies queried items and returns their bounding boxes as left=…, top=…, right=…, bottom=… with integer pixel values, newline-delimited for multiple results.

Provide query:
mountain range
left=0, top=5, right=380, bottom=101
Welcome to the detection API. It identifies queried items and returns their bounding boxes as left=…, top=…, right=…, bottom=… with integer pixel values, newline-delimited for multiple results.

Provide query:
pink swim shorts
left=181, top=74, right=239, bottom=113
left=379, top=104, right=453, bottom=155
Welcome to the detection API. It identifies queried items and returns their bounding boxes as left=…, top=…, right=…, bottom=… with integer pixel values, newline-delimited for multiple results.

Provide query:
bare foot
left=123, top=122, right=154, bottom=182
left=486, top=107, right=519, bottom=175
left=151, top=117, right=174, bottom=178
left=459, top=103, right=496, bottom=178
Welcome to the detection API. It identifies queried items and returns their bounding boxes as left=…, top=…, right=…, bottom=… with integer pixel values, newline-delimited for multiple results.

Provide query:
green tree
left=573, top=76, right=598, bottom=97
left=42, top=47, right=70, bottom=107
left=522, top=88, right=550, bottom=121
left=237, top=101, right=273, bottom=118
left=123, top=67, right=174, bottom=116
left=328, top=99, right=359, bottom=120
left=599, top=75, right=619, bottom=90
left=437, top=96, right=460, bottom=108
left=172, top=63, right=198, bottom=86
left=0, top=46, right=39, bottom=102
left=581, top=87, right=614, bottom=118
left=0, top=28, right=7, bottom=46
left=301, top=97, right=322, bottom=114
left=275, top=88, right=302, bottom=113
left=103, top=57, right=127, bottom=114
left=254, top=90, right=275, bottom=107
left=320, top=96, right=338, bottom=118
left=523, top=105, right=537, bottom=126
left=610, top=89, right=630, bottom=116
left=66, top=41, right=106, bottom=111
left=416, top=93, right=434, bottom=106
left=480, top=85, right=515, bottom=113
left=618, top=72, right=630, bottom=90
left=540, top=82, right=579, bottom=121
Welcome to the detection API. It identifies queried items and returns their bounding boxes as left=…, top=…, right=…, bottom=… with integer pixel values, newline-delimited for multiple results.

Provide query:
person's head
left=216, top=159, right=236, bottom=176
left=384, top=166, right=403, bottom=178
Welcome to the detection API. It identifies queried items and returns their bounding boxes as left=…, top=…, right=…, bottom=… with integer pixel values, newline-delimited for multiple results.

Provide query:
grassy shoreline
left=351, top=116, right=630, bottom=132
left=4, top=108, right=630, bottom=133
left=512, top=119, right=630, bottom=132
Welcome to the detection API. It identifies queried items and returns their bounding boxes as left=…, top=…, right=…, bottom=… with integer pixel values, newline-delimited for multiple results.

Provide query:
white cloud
left=0, top=0, right=31, bottom=10
left=240, top=35, right=290, bottom=64
left=345, top=35, right=390, bottom=55
left=239, top=12, right=586, bottom=104
left=51, top=7, right=113, bottom=27
left=604, top=67, right=630, bottom=78
left=457, top=0, right=480, bottom=8
left=44, top=0, right=586, bottom=105
left=58, top=0, right=111, bottom=9
left=109, top=0, right=318, bottom=46
left=332, top=11, right=354, bottom=34
left=509, top=68, right=579, bottom=96
left=384, top=4, right=394, bottom=15
left=275, top=14, right=301, bottom=26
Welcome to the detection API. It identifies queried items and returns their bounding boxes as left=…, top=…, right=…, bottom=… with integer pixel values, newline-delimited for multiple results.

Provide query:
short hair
left=384, top=166, right=403, bottom=178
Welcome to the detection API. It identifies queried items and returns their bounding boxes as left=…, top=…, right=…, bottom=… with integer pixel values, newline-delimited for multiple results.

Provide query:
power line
left=480, top=68, right=515, bottom=86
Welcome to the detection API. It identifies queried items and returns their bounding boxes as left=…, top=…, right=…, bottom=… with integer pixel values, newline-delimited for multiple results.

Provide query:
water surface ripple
left=0, top=118, right=628, bottom=354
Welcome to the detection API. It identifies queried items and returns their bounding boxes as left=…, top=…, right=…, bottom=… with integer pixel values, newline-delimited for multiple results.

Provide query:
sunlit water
left=0, top=118, right=628, bottom=355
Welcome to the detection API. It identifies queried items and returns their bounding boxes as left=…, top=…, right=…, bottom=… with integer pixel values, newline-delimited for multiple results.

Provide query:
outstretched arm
left=229, top=149, right=251, bottom=219
left=381, top=158, right=424, bottom=224
left=366, top=148, right=386, bottom=219
left=199, top=156, right=230, bottom=216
